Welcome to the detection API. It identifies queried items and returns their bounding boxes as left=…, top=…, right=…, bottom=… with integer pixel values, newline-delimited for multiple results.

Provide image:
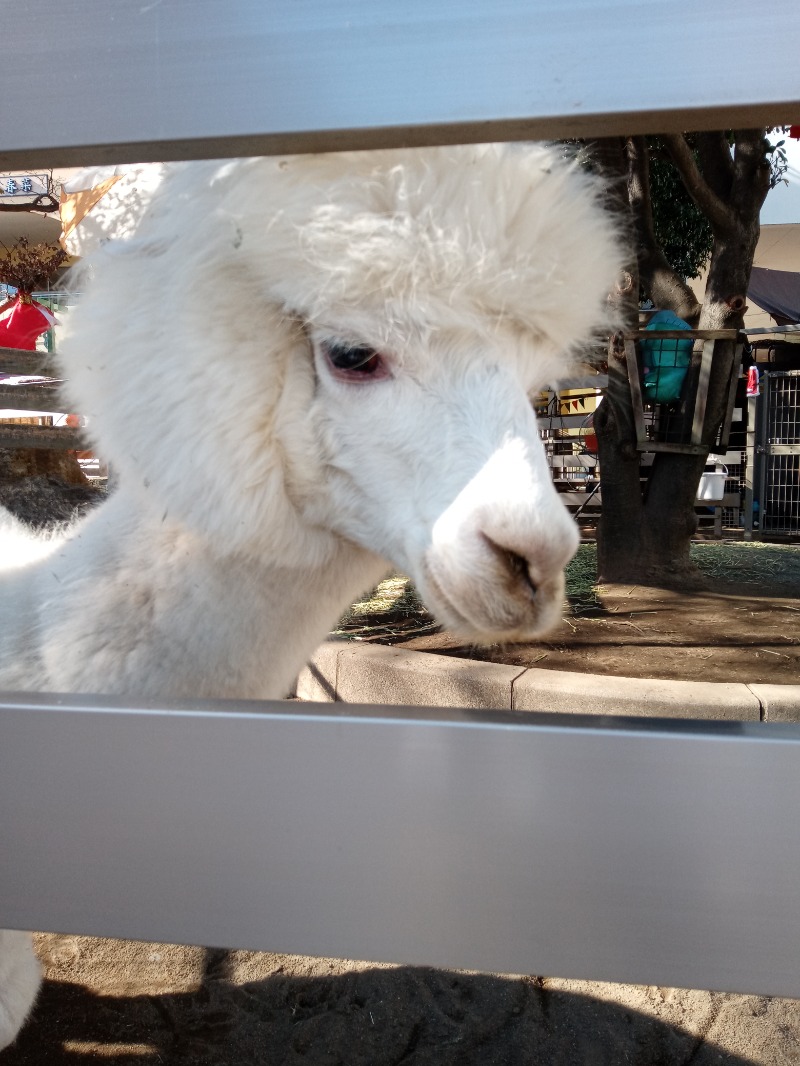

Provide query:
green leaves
left=648, top=146, right=713, bottom=282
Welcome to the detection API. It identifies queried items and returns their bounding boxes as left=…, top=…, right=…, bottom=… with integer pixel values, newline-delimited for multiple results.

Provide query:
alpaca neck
left=39, top=492, right=388, bottom=701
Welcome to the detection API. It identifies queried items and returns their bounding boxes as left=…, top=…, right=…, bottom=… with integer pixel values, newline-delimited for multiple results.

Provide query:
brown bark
left=0, top=194, right=59, bottom=213
left=592, top=131, right=770, bottom=589
left=694, top=132, right=734, bottom=203
left=662, top=134, right=732, bottom=234
left=0, top=448, right=89, bottom=485
left=591, top=138, right=649, bottom=583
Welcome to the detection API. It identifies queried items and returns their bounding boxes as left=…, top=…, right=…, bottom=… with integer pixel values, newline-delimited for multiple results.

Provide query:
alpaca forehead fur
left=267, top=145, right=618, bottom=352
left=114, top=143, right=620, bottom=355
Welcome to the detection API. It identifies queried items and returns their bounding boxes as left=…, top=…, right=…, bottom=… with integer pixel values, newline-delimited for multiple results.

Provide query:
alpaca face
left=305, top=324, right=580, bottom=643
left=58, top=144, right=621, bottom=644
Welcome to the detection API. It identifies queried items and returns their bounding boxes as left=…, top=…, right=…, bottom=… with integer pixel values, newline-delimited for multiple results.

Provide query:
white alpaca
left=0, top=143, right=622, bottom=1049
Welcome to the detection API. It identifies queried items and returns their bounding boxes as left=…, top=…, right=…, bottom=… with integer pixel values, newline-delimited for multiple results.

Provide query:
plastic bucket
left=696, top=466, right=728, bottom=502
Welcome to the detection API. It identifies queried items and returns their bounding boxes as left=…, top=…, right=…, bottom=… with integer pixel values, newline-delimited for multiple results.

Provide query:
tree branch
left=584, top=137, right=640, bottom=446
left=0, top=193, right=59, bottom=214
left=662, top=133, right=732, bottom=235
left=693, top=132, right=734, bottom=202
left=731, top=129, right=772, bottom=218
left=626, top=137, right=701, bottom=322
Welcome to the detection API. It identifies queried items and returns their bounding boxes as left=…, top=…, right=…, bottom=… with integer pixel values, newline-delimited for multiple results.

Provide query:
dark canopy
left=748, top=266, right=800, bottom=325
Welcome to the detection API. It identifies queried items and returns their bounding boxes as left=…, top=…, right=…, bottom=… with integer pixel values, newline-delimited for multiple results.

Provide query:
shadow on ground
left=6, top=944, right=786, bottom=1066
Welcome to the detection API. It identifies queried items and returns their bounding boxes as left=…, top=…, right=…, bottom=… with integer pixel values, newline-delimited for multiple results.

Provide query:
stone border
left=297, top=641, right=800, bottom=722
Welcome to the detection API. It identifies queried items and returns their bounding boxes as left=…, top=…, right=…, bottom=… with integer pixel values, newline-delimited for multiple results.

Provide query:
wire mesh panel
left=721, top=450, right=746, bottom=529
left=760, top=371, right=800, bottom=536
left=762, top=454, right=800, bottom=534
left=765, top=371, right=800, bottom=445
left=639, top=331, right=694, bottom=444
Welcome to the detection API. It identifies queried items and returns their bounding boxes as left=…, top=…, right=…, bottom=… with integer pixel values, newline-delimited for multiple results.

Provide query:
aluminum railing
left=2, top=0, right=800, bottom=996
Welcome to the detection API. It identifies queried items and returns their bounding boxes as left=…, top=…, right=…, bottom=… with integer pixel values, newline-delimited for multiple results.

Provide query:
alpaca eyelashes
left=322, top=341, right=386, bottom=380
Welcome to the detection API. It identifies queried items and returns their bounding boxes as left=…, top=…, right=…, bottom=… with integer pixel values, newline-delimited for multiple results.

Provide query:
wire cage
left=624, top=328, right=743, bottom=455
left=754, top=370, right=800, bottom=536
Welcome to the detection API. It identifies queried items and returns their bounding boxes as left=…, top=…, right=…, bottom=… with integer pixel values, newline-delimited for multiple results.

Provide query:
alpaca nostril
left=505, top=547, right=537, bottom=597
left=482, top=535, right=538, bottom=599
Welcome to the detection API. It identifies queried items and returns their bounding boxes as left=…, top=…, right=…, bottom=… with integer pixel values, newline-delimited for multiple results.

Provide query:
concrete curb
left=297, top=641, right=800, bottom=721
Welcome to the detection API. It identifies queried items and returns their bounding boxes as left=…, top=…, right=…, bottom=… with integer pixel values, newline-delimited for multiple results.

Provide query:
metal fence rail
left=2, top=694, right=800, bottom=997
left=3, top=0, right=800, bottom=1001
left=2, top=0, right=798, bottom=168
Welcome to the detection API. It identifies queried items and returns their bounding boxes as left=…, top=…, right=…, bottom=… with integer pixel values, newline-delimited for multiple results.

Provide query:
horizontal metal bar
left=764, top=445, right=800, bottom=456
left=0, top=384, right=63, bottom=412
left=2, top=693, right=800, bottom=997
left=0, top=348, right=59, bottom=377
left=629, top=330, right=740, bottom=341
left=2, top=0, right=799, bottom=167
left=550, top=454, right=597, bottom=468
left=0, top=424, right=85, bottom=450
left=743, top=325, right=800, bottom=336
left=636, top=442, right=709, bottom=455
left=538, top=414, right=590, bottom=430
left=548, top=376, right=609, bottom=390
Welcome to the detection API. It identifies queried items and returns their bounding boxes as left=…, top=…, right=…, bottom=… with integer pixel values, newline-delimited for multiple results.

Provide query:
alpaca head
left=61, top=144, right=622, bottom=643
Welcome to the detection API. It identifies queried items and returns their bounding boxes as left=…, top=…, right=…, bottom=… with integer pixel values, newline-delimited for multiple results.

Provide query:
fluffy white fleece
left=0, top=142, right=623, bottom=1050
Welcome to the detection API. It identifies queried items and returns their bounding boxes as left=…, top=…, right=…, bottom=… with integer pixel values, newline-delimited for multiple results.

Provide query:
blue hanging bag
left=641, top=309, right=693, bottom=403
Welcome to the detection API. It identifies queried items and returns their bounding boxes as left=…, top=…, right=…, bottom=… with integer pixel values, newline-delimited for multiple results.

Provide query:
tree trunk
left=592, top=131, right=768, bottom=589
left=0, top=447, right=89, bottom=485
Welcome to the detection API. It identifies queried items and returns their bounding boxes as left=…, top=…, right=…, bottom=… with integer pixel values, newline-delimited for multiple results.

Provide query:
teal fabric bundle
left=641, top=309, right=693, bottom=403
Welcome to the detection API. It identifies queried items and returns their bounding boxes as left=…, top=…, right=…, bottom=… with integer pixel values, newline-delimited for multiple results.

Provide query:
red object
left=582, top=414, right=599, bottom=454
left=0, top=294, right=56, bottom=350
left=746, top=365, right=760, bottom=397
left=790, top=126, right=800, bottom=140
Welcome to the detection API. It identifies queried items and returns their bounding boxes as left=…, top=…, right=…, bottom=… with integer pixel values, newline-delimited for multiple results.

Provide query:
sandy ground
left=399, top=579, right=800, bottom=685
left=3, top=936, right=799, bottom=1065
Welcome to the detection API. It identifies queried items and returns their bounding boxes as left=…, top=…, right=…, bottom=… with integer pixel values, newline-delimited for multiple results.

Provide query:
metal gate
left=754, top=370, right=800, bottom=535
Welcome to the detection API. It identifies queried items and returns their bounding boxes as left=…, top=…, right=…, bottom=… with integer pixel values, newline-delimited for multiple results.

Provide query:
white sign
left=0, top=173, right=50, bottom=200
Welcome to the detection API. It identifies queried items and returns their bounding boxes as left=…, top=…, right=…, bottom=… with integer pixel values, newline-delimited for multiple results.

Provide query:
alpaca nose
left=483, top=534, right=538, bottom=600
left=477, top=497, right=580, bottom=597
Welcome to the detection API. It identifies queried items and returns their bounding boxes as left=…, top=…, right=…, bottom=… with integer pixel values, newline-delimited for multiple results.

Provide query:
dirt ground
left=400, top=580, right=800, bottom=685
left=347, top=543, right=800, bottom=685
left=5, top=936, right=800, bottom=1065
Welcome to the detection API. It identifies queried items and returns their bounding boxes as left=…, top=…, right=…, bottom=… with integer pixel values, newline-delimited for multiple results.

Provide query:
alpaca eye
left=323, top=342, right=384, bottom=377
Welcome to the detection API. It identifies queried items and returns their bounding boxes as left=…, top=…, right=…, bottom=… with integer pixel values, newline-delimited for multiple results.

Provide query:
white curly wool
left=0, top=932, right=41, bottom=1052
left=0, top=143, right=623, bottom=1049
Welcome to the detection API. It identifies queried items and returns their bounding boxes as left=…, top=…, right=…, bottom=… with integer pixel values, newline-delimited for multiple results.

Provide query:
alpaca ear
left=61, top=284, right=325, bottom=562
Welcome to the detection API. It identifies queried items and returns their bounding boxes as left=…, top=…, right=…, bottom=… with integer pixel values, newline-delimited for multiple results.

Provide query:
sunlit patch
left=335, top=573, right=439, bottom=640
left=62, top=1041, right=158, bottom=1057
left=0, top=511, right=63, bottom=570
